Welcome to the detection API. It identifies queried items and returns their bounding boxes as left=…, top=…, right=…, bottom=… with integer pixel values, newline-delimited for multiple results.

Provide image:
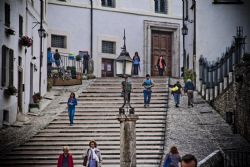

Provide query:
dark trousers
left=159, top=68, right=164, bottom=76
left=83, top=61, right=88, bottom=74
left=187, top=90, right=194, bottom=106
left=144, top=90, right=152, bottom=104
left=133, top=64, right=139, bottom=75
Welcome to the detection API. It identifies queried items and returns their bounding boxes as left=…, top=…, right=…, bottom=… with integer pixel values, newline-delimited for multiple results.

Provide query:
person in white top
left=83, top=140, right=102, bottom=167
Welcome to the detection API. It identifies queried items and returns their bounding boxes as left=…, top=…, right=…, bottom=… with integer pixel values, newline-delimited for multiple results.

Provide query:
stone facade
left=212, top=54, right=250, bottom=142
left=234, top=55, right=250, bottom=142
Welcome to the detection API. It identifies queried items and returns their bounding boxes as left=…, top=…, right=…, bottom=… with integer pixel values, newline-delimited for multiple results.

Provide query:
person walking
left=171, top=81, right=182, bottom=108
left=132, top=52, right=140, bottom=76
left=83, top=52, right=89, bottom=74
left=164, top=146, right=181, bottom=167
left=57, top=146, right=74, bottom=167
left=184, top=79, right=195, bottom=107
left=83, top=140, right=102, bottom=167
left=47, top=47, right=53, bottom=77
left=181, top=154, right=197, bottom=167
left=54, top=49, right=61, bottom=67
left=157, top=55, right=166, bottom=76
left=67, top=92, right=77, bottom=126
left=142, top=74, right=154, bottom=108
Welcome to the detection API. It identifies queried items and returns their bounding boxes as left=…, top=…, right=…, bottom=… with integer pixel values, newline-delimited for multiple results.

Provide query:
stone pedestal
left=117, top=114, right=139, bottom=167
left=224, top=77, right=228, bottom=89
left=214, top=86, right=218, bottom=98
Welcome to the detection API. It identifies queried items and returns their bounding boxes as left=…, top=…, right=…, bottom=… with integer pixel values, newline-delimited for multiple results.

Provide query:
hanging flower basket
left=19, top=35, right=33, bottom=47
left=32, top=92, right=42, bottom=103
left=4, top=86, right=17, bottom=97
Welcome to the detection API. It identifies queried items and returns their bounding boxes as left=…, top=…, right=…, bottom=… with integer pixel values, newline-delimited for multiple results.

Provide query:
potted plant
left=19, top=35, right=33, bottom=47
left=4, top=86, right=17, bottom=97
left=76, top=55, right=81, bottom=61
left=32, top=93, right=42, bottom=103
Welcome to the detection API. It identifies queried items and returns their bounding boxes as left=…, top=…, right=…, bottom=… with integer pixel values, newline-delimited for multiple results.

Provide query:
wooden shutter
left=9, top=49, right=14, bottom=86
left=5, top=3, right=10, bottom=27
left=1, top=46, right=7, bottom=87
left=19, top=15, right=23, bottom=37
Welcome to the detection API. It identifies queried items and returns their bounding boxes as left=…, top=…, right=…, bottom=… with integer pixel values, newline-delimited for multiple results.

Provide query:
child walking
left=67, top=92, right=77, bottom=126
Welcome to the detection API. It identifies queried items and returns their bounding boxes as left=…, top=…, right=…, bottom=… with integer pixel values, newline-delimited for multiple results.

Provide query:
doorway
left=101, top=58, right=114, bottom=77
left=151, top=30, right=172, bottom=76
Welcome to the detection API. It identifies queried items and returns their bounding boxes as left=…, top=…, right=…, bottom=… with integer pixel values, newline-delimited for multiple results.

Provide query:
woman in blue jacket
left=67, top=92, right=77, bottom=126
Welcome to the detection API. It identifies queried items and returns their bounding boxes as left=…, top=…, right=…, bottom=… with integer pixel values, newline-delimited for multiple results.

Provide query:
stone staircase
left=0, top=77, right=169, bottom=167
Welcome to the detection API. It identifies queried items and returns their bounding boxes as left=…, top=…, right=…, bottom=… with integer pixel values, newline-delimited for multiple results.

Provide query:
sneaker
left=175, top=104, right=179, bottom=108
left=144, top=104, right=147, bottom=108
left=147, top=104, right=150, bottom=107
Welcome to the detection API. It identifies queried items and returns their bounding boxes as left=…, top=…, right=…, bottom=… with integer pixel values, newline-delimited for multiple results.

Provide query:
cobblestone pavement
left=0, top=79, right=95, bottom=156
left=163, top=78, right=250, bottom=161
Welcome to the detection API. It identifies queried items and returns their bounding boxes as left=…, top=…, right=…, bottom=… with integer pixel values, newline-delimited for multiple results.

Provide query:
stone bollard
left=117, top=113, right=139, bottom=167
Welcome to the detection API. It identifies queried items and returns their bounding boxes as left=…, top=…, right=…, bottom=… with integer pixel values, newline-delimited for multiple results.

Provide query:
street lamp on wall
left=38, top=27, right=46, bottom=38
left=182, top=24, right=188, bottom=35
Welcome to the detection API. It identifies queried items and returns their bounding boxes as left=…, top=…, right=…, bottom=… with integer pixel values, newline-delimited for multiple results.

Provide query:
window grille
left=101, top=0, right=115, bottom=7
left=51, top=35, right=67, bottom=49
left=155, top=0, right=168, bottom=14
left=102, top=41, right=116, bottom=54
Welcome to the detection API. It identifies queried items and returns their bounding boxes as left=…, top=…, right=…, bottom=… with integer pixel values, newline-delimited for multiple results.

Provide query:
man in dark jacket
left=184, top=79, right=195, bottom=107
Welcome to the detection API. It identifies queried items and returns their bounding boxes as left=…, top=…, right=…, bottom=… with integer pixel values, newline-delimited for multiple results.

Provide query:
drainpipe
left=182, top=0, right=186, bottom=70
left=39, top=0, right=43, bottom=94
left=193, top=0, right=196, bottom=87
left=90, top=0, right=93, bottom=58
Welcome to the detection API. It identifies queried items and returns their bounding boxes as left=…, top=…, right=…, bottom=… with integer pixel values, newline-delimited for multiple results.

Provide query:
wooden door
left=102, top=59, right=114, bottom=77
left=151, top=31, right=172, bottom=76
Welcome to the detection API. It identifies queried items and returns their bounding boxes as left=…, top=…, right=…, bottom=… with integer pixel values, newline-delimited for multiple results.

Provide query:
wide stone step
left=47, top=124, right=165, bottom=128
left=35, top=132, right=164, bottom=137
left=82, top=89, right=168, bottom=93
left=58, top=112, right=166, bottom=116
left=77, top=96, right=167, bottom=100
left=76, top=99, right=167, bottom=103
left=75, top=103, right=167, bottom=108
left=41, top=127, right=165, bottom=132
left=56, top=115, right=166, bottom=119
left=51, top=117, right=166, bottom=123
left=78, top=93, right=168, bottom=97
left=13, top=145, right=164, bottom=151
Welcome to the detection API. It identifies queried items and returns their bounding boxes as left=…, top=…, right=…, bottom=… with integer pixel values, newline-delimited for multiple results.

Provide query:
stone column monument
left=117, top=113, right=139, bottom=167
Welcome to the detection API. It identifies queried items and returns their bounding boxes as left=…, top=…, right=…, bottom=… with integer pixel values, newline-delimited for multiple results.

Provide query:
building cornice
left=48, top=1, right=182, bottom=21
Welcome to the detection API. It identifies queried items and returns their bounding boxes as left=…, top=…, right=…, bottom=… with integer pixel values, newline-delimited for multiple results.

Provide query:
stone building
left=0, top=0, right=48, bottom=127
left=47, top=0, right=183, bottom=78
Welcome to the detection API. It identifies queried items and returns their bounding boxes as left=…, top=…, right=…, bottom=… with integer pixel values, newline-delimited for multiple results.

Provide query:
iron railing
left=198, top=27, right=246, bottom=101
left=224, top=148, right=250, bottom=167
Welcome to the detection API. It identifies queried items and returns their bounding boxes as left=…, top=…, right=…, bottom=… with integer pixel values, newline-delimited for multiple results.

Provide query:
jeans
left=173, top=93, right=180, bottom=105
left=68, top=107, right=75, bottom=125
left=187, top=90, right=194, bottom=106
left=144, top=90, right=152, bottom=105
left=133, top=64, right=139, bottom=75
left=159, top=68, right=164, bottom=76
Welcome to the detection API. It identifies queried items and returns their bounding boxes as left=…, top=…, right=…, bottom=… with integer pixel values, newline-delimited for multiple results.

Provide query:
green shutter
left=9, top=49, right=14, bottom=86
left=1, top=46, right=7, bottom=87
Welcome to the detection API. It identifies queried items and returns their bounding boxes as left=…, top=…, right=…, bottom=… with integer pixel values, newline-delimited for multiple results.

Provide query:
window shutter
left=5, top=3, right=10, bottom=27
left=19, top=15, right=23, bottom=37
left=9, top=49, right=14, bottom=86
left=1, top=46, right=7, bottom=87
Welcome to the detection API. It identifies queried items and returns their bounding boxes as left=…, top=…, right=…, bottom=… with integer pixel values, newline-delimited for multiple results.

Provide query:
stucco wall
left=48, top=0, right=183, bottom=77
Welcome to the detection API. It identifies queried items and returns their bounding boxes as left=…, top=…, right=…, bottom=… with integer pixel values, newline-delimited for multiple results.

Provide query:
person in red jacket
left=57, top=146, right=74, bottom=167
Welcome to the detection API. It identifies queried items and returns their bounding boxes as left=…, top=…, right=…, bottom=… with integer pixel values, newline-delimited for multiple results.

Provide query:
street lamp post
left=115, top=30, right=138, bottom=167
left=38, top=0, right=45, bottom=95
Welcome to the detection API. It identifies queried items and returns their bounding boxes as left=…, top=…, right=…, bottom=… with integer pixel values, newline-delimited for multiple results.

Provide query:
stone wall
left=212, top=83, right=235, bottom=119
left=212, top=53, right=250, bottom=142
left=234, top=54, right=250, bottom=142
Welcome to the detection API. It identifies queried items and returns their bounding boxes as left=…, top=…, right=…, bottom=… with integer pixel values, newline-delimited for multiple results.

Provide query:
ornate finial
left=122, top=29, right=126, bottom=51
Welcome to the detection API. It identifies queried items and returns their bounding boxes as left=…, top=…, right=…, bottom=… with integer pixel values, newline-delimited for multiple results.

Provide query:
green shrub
left=184, top=68, right=196, bottom=83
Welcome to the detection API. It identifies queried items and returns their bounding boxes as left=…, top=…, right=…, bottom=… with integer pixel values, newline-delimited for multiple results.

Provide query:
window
left=51, top=35, right=67, bottom=48
left=213, top=0, right=243, bottom=4
left=102, top=41, right=116, bottom=54
left=5, top=3, right=10, bottom=27
left=101, top=0, right=115, bottom=7
left=155, top=0, right=168, bottom=14
left=19, top=15, right=23, bottom=37
left=1, top=45, right=14, bottom=87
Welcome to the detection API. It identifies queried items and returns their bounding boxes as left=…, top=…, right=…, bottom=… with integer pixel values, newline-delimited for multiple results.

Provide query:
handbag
left=83, top=149, right=89, bottom=166
left=164, top=154, right=171, bottom=167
